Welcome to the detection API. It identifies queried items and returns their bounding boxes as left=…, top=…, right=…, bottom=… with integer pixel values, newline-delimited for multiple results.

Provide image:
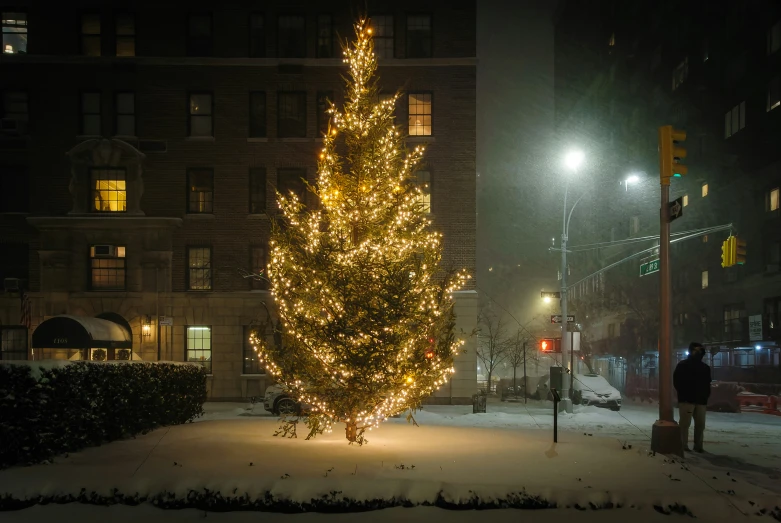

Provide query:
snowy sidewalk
left=1, top=415, right=779, bottom=520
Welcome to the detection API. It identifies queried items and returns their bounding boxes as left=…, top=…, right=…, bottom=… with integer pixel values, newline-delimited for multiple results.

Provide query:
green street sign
left=639, top=259, right=660, bottom=276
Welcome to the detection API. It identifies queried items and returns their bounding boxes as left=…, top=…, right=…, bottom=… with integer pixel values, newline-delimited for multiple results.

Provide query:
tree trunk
left=513, top=366, right=517, bottom=391
left=345, top=421, right=357, bottom=442
left=487, top=369, right=493, bottom=394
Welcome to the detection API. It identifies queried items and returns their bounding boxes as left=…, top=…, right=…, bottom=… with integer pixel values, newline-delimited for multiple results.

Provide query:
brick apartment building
left=0, top=0, right=478, bottom=402
left=553, top=0, right=781, bottom=386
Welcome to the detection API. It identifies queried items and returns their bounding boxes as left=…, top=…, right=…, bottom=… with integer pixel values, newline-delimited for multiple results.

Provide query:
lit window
left=116, top=13, right=135, bottom=56
left=701, top=270, right=708, bottom=289
left=317, top=14, right=333, bottom=58
left=187, top=168, right=213, bottom=213
left=2, top=12, right=27, bottom=54
left=278, top=15, right=305, bottom=58
left=115, top=92, right=135, bottom=136
left=81, top=13, right=101, bottom=56
left=277, top=92, right=306, bottom=138
left=415, top=170, right=431, bottom=213
left=683, top=194, right=689, bottom=206
left=371, top=15, right=394, bottom=59
left=92, top=168, right=126, bottom=212
left=406, top=14, right=432, bottom=58
left=186, top=326, right=212, bottom=373
left=768, top=75, right=780, bottom=112
left=81, top=92, right=101, bottom=136
left=187, top=247, right=212, bottom=290
left=408, top=93, right=432, bottom=136
left=243, top=325, right=265, bottom=373
left=672, top=57, right=688, bottom=90
left=187, top=13, right=212, bottom=57
left=770, top=188, right=780, bottom=211
left=89, top=245, right=126, bottom=290
left=724, top=101, right=746, bottom=138
left=608, top=32, right=615, bottom=47
left=768, top=19, right=781, bottom=55
left=188, top=93, right=213, bottom=137
left=703, top=235, right=708, bottom=243
left=1, top=327, right=28, bottom=360
left=702, top=183, right=708, bottom=197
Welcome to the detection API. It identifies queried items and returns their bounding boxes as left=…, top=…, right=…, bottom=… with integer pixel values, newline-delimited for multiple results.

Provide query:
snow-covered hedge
left=0, top=361, right=207, bottom=469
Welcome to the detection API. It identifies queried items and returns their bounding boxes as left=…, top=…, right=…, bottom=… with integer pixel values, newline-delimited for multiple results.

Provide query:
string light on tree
left=249, top=18, right=469, bottom=445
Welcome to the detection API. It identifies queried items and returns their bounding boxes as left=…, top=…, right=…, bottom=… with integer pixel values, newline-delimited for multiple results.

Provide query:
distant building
left=0, top=1, right=478, bottom=402
left=553, top=0, right=781, bottom=384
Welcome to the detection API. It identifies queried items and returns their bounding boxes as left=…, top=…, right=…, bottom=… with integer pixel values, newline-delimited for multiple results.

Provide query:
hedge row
left=0, top=361, right=207, bottom=469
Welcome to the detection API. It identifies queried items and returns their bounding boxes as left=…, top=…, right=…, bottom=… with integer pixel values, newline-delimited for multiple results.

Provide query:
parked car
left=572, top=373, right=622, bottom=411
left=263, top=384, right=402, bottom=417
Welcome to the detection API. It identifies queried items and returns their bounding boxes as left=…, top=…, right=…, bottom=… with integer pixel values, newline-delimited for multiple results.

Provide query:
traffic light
left=735, top=237, right=747, bottom=265
left=539, top=338, right=561, bottom=353
left=721, top=238, right=733, bottom=268
left=658, top=125, right=687, bottom=185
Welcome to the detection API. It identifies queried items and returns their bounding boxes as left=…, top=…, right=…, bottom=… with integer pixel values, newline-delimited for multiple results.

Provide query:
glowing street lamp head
left=543, top=296, right=551, bottom=304
left=564, top=150, right=585, bottom=171
left=625, top=174, right=640, bottom=185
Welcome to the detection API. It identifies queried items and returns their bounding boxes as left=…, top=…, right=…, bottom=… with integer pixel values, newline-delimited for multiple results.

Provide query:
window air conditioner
left=3, top=277, right=22, bottom=291
left=93, top=245, right=117, bottom=257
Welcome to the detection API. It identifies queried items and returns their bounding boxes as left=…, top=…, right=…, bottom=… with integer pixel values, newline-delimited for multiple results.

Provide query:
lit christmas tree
left=251, top=19, right=469, bottom=444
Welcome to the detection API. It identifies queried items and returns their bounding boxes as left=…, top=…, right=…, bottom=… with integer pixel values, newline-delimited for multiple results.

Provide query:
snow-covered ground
left=1, top=398, right=780, bottom=522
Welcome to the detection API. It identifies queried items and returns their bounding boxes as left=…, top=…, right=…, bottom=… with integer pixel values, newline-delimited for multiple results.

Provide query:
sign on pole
left=540, top=291, right=561, bottom=299
left=550, top=315, right=575, bottom=324
left=749, top=315, right=762, bottom=341
left=669, top=197, right=683, bottom=222
left=159, top=316, right=173, bottom=326
left=639, top=259, right=660, bottom=276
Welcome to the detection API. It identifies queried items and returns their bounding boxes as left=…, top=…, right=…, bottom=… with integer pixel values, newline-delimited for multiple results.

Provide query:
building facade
left=553, top=0, right=781, bottom=385
left=0, top=0, right=478, bottom=402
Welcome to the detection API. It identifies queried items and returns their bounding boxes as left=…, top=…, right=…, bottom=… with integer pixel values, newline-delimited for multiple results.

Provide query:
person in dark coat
left=673, top=342, right=711, bottom=452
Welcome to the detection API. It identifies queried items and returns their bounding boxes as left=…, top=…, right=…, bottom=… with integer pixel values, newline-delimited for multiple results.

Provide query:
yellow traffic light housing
left=721, top=238, right=731, bottom=268
left=658, top=125, right=687, bottom=185
left=735, top=237, right=747, bottom=265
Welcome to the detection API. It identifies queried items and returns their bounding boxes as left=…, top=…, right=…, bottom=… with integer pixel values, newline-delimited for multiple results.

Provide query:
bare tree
left=476, top=308, right=511, bottom=393
left=505, top=329, right=538, bottom=395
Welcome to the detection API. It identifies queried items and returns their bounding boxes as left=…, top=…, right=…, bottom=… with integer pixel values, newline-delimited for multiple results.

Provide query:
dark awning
left=32, top=315, right=132, bottom=349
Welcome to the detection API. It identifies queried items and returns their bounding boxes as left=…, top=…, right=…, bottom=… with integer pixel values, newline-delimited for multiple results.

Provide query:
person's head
left=688, top=342, right=705, bottom=360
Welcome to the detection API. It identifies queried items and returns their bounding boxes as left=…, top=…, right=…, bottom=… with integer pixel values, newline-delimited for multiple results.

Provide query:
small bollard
left=551, top=388, right=561, bottom=443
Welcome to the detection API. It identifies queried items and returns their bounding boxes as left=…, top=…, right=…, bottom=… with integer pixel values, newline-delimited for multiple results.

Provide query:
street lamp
left=558, top=149, right=586, bottom=414
left=543, top=296, right=551, bottom=304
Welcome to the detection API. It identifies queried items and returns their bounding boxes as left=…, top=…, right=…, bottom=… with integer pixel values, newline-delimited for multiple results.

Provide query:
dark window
left=1, top=91, right=29, bottom=134
left=277, top=168, right=306, bottom=202
left=317, top=91, right=333, bottom=137
left=187, top=247, right=212, bottom=290
left=2, top=11, right=26, bottom=54
left=187, top=13, right=212, bottom=57
left=89, top=245, right=126, bottom=290
left=415, top=170, right=431, bottom=213
left=277, top=91, right=306, bottom=137
left=278, top=15, right=305, bottom=58
left=249, top=13, right=265, bottom=57
left=249, top=246, right=266, bottom=290
left=91, top=168, right=127, bottom=212
left=115, top=13, right=135, bottom=56
left=0, top=243, right=28, bottom=285
left=81, top=92, right=101, bottom=136
left=249, top=167, right=266, bottom=214
left=243, top=325, right=265, bottom=373
left=406, top=15, right=432, bottom=58
left=316, top=14, right=333, bottom=58
left=724, top=101, right=746, bottom=138
left=1, top=327, right=27, bottom=360
left=188, top=92, right=213, bottom=137
left=115, top=92, right=135, bottom=136
left=81, top=13, right=101, bottom=56
left=187, top=168, right=213, bottom=213
left=249, top=91, right=266, bottom=138
left=768, top=19, right=781, bottom=55
left=766, top=241, right=781, bottom=266
left=186, top=326, right=211, bottom=372
left=0, top=166, right=28, bottom=213
left=408, top=92, right=432, bottom=136
left=371, top=15, right=393, bottom=58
